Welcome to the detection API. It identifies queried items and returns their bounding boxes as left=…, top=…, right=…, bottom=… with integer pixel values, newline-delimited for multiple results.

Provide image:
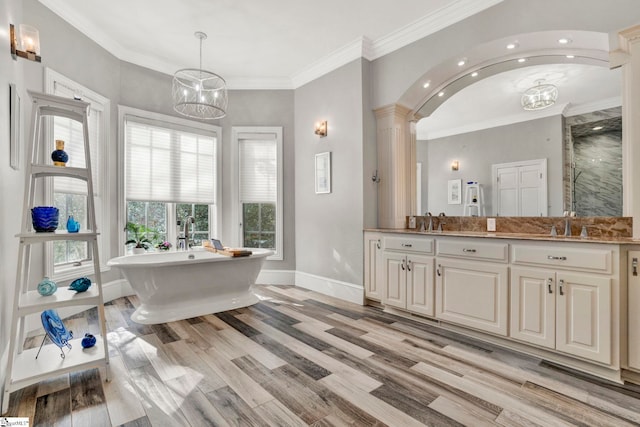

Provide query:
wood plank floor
left=5, top=285, right=640, bottom=426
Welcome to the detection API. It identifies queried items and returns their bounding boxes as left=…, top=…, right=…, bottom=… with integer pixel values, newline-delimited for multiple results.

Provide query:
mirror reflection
left=416, top=61, right=622, bottom=217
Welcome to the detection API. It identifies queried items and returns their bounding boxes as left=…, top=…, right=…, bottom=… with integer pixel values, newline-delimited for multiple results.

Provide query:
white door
left=492, top=159, right=547, bottom=216
left=510, top=267, right=555, bottom=349
left=555, top=272, right=611, bottom=364
left=406, top=255, right=435, bottom=316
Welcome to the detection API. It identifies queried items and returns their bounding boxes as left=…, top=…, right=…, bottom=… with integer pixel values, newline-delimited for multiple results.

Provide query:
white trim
left=563, top=96, right=622, bottom=117
left=231, top=126, right=284, bottom=261
left=256, top=270, right=296, bottom=286
left=117, top=106, right=222, bottom=254
left=295, top=271, right=364, bottom=305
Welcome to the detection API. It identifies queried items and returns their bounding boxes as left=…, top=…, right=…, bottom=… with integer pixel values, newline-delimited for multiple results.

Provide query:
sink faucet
left=426, top=212, right=433, bottom=232
left=182, top=216, right=195, bottom=249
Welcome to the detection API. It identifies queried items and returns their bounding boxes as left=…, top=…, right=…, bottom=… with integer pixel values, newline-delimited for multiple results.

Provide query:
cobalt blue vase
left=51, top=139, right=69, bottom=167
left=31, top=206, right=59, bottom=232
left=81, top=333, right=96, bottom=348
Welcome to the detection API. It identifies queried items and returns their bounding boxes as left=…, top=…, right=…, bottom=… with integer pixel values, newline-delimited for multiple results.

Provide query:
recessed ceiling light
left=423, top=81, right=430, bottom=89
left=457, top=59, right=466, bottom=67
left=517, top=58, right=526, bottom=63
left=471, top=72, right=478, bottom=77
left=558, top=38, right=571, bottom=44
left=566, top=55, right=575, bottom=59
left=506, top=42, right=518, bottom=49
left=438, top=91, right=445, bottom=97
left=592, top=126, right=603, bottom=131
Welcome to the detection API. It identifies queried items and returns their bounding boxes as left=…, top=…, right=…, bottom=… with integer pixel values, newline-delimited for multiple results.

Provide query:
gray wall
left=418, top=115, right=564, bottom=216
left=294, top=59, right=366, bottom=286
left=0, top=0, right=25, bottom=401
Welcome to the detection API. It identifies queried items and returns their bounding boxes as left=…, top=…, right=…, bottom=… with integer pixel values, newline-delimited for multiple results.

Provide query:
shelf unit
left=463, top=182, right=486, bottom=216
left=2, top=91, right=110, bottom=414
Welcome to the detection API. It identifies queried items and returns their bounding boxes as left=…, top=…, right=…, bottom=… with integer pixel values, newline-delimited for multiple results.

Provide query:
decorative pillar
left=613, top=25, right=640, bottom=238
left=374, top=104, right=416, bottom=229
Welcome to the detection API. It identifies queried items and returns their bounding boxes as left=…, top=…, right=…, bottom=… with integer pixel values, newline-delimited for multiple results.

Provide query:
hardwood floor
left=5, top=285, right=640, bottom=426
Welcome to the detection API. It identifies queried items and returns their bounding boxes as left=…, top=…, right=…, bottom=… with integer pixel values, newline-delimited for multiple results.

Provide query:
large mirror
left=415, top=57, right=622, bottom=217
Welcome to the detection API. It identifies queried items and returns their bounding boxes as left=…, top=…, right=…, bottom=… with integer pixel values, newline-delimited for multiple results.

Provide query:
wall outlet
left=487, top=218, right=496, bottom=232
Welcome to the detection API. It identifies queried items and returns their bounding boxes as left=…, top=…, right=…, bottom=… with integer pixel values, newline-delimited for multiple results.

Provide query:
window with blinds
left=46, top=71, right=109, bottom=275
left=122, top=111, right=220, bottom=249
left=232, top=127, right=283, bottom=259
left=125, top=117, right=217, bottom=204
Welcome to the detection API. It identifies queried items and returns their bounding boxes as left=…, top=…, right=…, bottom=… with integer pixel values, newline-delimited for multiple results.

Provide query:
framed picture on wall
left=448, top=179, right=461, bottom=204
left=315, top=152, right=331, bottom=194
left=9, top=83, right=20, bottom=170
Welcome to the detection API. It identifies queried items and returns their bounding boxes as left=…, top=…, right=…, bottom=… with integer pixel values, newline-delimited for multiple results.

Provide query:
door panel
left=407, top=255, right=434, bottom=316
left=383, top=252, right=406, bottom=309
left=510, top=267, right=555, bottom=349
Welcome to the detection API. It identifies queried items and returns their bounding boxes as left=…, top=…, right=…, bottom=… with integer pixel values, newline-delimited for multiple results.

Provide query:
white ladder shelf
left=463, top=182, right=486, bottom=216
left=2, top=91, right=110, bottom=414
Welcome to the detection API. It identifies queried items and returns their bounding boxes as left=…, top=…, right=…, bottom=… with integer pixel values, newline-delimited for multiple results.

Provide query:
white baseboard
left=257, top=269, right=296, bottom=285
left=295, top=271, right=364, bottom=305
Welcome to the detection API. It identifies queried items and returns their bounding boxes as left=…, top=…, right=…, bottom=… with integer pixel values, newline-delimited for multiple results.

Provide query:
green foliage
left=125, top=221, right=158, bottom=249
left=242, top=202, right=275, bottom=249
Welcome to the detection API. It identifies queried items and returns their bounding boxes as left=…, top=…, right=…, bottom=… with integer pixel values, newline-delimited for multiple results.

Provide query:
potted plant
left=125, top=222, right=157, bottom=254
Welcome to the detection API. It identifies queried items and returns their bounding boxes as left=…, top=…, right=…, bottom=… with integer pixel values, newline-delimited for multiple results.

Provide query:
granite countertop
left=364, top=228, right=640, bottom=245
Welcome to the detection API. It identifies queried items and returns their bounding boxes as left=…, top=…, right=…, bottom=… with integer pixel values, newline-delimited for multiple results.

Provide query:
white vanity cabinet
left=435, top=238, right=509, bottom=336
left=364, top=231, right=383, bottom=301
left=382, top=236, right=435, bottom=316
left=511, top=243, right=614, bottom=364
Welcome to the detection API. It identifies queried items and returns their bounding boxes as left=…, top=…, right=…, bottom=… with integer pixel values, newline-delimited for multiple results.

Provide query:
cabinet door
left=556, top=273, right=611, bottom=364
left=510, top=267, right=555, bottom=349
left=436, top=259, right=508, bottom=336
left=407, top=255, right=435, bottom=317
left=383, top=252, right=406, bottom=309
left=629, top=251, right=640, bottom=370
left=364, top=234, right=382, bottom=301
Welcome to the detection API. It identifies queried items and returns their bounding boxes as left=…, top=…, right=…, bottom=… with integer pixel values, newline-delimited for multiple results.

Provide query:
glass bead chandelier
left=521, top=80, right=558, bottom=111
left=172, top=31, right=227, bottom=120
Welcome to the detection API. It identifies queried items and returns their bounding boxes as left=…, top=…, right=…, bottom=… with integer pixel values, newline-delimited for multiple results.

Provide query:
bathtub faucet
left=182, top=216, right=195, bottom=249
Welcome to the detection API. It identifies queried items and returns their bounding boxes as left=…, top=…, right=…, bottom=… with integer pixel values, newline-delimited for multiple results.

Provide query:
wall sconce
left=451, top=160, right=459, bottom=171
left=315, top=120, right=327, bottom=137
left=10, top=24, right=42, bottom=62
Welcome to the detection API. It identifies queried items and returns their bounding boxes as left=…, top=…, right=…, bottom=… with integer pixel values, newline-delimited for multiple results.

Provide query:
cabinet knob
left=547, top=278, right=553, bottom=294
left=547, top=255, right=567, bottom=261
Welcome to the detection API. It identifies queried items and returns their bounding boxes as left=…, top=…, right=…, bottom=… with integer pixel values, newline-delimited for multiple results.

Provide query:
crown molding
left=40, top=0, right=502, bottom=90
left=370, top=0, right=504, bottom=59
left=290, top=37, right=372, bottom=89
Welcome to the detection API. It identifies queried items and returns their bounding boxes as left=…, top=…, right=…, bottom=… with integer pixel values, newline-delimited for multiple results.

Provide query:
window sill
left=52, top=264, right=111, bottom=282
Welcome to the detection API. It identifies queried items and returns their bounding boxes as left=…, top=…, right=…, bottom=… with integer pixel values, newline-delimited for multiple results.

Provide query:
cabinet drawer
left=384, top=236, right=434, bottom=254
left=511, top=245, right=612, bottom=273
left=437, top=239, right=508, bottom=262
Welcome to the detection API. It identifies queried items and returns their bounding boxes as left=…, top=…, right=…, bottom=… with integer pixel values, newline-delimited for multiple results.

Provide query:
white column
left=374, top=104, right=416, bottom=228
left=615, top=25, right=640, bottom=238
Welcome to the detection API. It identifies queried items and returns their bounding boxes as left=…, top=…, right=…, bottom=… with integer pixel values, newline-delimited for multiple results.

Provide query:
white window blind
left=239, top=135, right=277, bottom=203
left=125, top=116, right=217, bottom=204
left=52, top=82, right=101, bottom=195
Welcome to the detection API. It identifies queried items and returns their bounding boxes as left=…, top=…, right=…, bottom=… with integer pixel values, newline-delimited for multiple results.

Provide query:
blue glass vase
left=81, top=333, right=96, bottom=348
left=66, top=215, right=80, bottom=233
left=37, top=277, right=57, bottom=296
left=51, top=139, right=69, bottom=167
left=31, top=206, right=59, bottom=232
left=69, top=277, right=91, bottom=292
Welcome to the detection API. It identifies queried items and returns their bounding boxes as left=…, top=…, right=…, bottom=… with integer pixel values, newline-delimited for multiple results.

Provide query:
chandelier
left=521, top=80, right=558, bottom=111
left=172, top=31, right=227, bottom=120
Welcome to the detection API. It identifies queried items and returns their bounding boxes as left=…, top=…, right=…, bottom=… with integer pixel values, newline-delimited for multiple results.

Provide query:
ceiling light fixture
left=471, top=72, right=478, bottom=77
left=423, top=81, right=430, bottom=89
left=506, top=42, right=518, bottom=49
left=566, top=55, right=575, bottom=59
left=521, top=80, right=558, bottom=111
left=172, top=31, right=228, bottom=120
left=438, top=91, right=445, bottom=97
left=457, top=58, right=466, bottom=67
left=517, top=58, right=526, bottom=63
left=558, top=38, right=571, bottom=44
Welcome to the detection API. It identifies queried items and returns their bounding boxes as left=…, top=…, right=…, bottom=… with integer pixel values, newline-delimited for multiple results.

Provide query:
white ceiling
left=38, top=0, right=502, bottom=89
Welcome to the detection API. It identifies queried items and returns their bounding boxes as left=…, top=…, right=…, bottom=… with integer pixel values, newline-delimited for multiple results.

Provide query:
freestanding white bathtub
left=107, top=249, right=272, bottom=324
